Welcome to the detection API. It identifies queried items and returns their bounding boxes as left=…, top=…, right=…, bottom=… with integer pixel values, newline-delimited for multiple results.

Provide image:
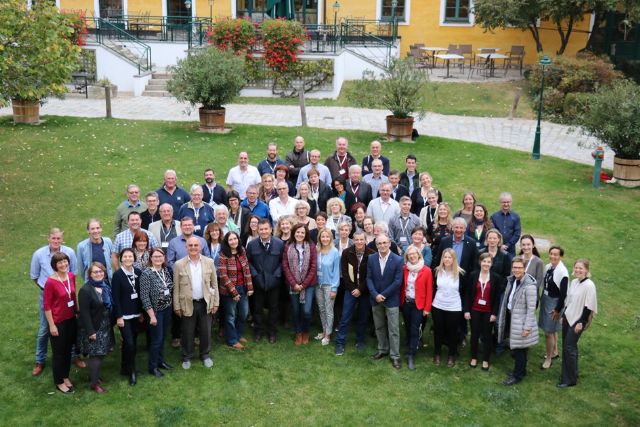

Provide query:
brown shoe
left=447, top=356, right=456, bottom=368
left=73, top=358, right=87, bottom=369
left=90, top=383, right=107, bottom=394
left=432, top=355, right=441, bottom=366
left=32, top=363, right=44, bottom=376
left=294, top=333, right=302, bottom=346
left=301, top=333, right=310, bottom=345
left=229, top=342, right=244, bottom=350
left=171, top=338, right=181, bottom=348
left=239, top=337, right=248, bottom=344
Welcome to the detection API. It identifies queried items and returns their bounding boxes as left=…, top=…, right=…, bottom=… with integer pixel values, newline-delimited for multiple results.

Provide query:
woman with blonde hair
left=325, top=197, right=351, bottom=232
left=314, top=229, right=340, bottom=346
left=431, top=202, right=452, bottom=254
left=274, top=215, right=296, bottom=242
left=411, top=171, right=443, bottom=215
left=258, top=173, right=277, bottom=204
left=453, top=192, right=477, bottom=225
left=296, top=182, right=318, bottom=218
left=294, top=200, right=317, bottom=230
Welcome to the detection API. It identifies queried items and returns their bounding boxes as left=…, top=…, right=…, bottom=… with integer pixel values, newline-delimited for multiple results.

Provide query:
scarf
left=89, top=278, right=112, bottom=311
left=287, top=242, right=311, bottom=303
left=406, top=257, right=425, bottom=274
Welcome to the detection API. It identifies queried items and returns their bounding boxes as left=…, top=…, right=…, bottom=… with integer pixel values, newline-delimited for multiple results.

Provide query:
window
left=445, top=0, right=470, bottom=23
left=380, top=0, right=406, bottom=23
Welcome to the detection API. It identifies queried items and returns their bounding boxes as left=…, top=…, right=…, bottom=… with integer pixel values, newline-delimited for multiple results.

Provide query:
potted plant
left=382, top=57, right=428, bottom=142
left=88, top=78, right=118, bottom=99
left=580, top=79, right=640, bottom=187
left=166, top=46, right=246, bottom=132
left=0, top=1, right=81, bottom=123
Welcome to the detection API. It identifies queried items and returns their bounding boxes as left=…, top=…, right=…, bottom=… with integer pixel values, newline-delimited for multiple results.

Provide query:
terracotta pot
left=386, top=115, right=414, bottom=142
left=11, top=99, right=40, bottom=124
left=199, top=107, right=225, bottom=132
left=613, top=156, right=640, bottom=188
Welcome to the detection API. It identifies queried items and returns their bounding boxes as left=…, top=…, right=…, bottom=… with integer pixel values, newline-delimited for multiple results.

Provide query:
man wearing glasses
left=269, top=182, right=297, bottom=225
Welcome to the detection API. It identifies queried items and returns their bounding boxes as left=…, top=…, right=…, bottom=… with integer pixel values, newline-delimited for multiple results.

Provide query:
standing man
left=173, top=236, right=219, bottom=369
left=77, top=218, right=115, bottom=281
left=177, top=185, right=215, bottom=237
left=388, top=170, right=410, bottom=202
left=431, top=217, right=479, bottom=273
left=367, top=234, right=404, bottom=369
left=490, top=192, right=521, bottom=258
left=141, top=191, right=161, bottom=230
left=240, top=185, right=270, bottom=220
left=166, top=217, right=210, bottom=269
left=114, top=184, right=147, bottom=237
left=400, top=155, right=420, bottom=196
left=213, top=205, right=239, bottom=236
left=325, top=136, right=357, bottom=181
left=296, top=149, right=332, bottom=187
left=149, top=203, right=182, bottom=251
left=335, top=231, right=375, bottom=355
left=112, top=211, right=159, bottom=268
left=285, top=135, right=310, bottom=186
left=389, top=197, right=422, bottom=253
left=367, top=183, right=400, bottom=225
left=226, top=152, right=261, bottom=200
left=362, top=140, right=390, bottom=176
left=346, top=165, right=373, bottom=206
left=30, top=228, right=80, bottom=376
left=157, top=169, right=191, bottom=220
left=269, top=181, right=297, bottom=225
left=258, top=143, right=286, bottom=176
left=363, top=159, right=389, bottom=199
left=246, top=219, right=284, bottom=343
left=202, top=168, right=227, bottom=208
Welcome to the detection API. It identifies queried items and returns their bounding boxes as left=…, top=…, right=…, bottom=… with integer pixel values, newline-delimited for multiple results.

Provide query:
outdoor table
left=476, top=53, right=509, bottom=77
left=435, top=53, right=464, bottom=78
left=476, top=48, right=500, bottom=51
left=421, top=46, right=448, bottom=67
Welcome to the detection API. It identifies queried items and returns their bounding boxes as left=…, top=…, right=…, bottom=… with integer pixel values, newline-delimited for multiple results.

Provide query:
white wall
left=86, top=46, right=152, bottom=95
left=146, top=42, right=190, bottom=68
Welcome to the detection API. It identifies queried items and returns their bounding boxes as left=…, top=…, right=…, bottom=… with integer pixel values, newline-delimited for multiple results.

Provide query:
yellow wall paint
left=59, top=0, right=92, bottom=14
left=128, top=0, right=163, bottom=16
left=195, top=0, right=232, bottom=20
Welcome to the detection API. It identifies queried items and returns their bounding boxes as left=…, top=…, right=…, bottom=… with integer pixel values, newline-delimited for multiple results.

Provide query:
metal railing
left=91, top=18, right=152, bottom=73
left=343, top=19, right=396, bottom=43
left=339, top=23, right=395, bottom=68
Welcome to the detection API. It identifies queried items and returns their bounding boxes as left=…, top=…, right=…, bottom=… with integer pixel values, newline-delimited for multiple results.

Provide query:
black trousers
left=171, top=312, right=182, bottom=340
left=561, top=316, right=583, bottom=385
left=512, top=348, right=529, bottom=380
left=470, top=310, right=493, bottom=362
left=432, top=307, right=460, bottom=357
left=181, top=300, right=212, bottom=362
left=119, top=318, right=138, bottom=374
left=49, top=317, right=77, bottom=386
left=252, top=286, right=280, bottom=336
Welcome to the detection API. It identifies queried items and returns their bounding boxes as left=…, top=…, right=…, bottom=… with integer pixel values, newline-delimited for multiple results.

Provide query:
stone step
left=142, top=90, right=172, bottom=97
left=145, top=81, right=168, bottom=89
left=152, top=73, right=172, bottom=79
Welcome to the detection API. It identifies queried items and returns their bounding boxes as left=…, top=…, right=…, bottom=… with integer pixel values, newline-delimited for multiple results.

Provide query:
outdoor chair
left=505, top=45, right=525, bottom=75
left=468, top=54, right=491, bottom=79
left=459, top=44, right=474, bottom=71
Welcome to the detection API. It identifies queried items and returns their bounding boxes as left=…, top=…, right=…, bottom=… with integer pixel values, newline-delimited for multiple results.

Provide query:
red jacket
left=282, top=243, right=317, bottom=290
left=400, top=266, right=433, bottom=312
left=217, top=252, right=253, bottom=297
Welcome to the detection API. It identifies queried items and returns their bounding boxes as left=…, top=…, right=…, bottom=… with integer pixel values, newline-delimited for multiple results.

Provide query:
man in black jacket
left=388, top=170, right=410, bottom=202
left=246, top=219, right=284, bottom=343
left=431, top=217, right=479, bottom=274
left=284, top=136, right=310, bottom=186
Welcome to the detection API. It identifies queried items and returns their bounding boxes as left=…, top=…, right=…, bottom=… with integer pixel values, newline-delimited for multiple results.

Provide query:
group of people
left=30, top=135, right=597, bottom=394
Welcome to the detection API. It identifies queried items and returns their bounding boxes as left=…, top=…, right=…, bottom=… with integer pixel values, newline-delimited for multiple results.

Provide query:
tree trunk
left=528, top=23, right=544, bottom=52
left=556, top=16, right=575, bottom=55
left=299, top=82, right=307, bottom=127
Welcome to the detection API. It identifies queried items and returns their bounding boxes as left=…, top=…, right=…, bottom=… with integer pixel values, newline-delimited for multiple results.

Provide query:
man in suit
left=366, top=183, right=400, bottom=225
left=388, top=170, right=410, bottom=202
left=431, top=217, right=479, bottom=272
left=246, top=219, right=284, bottom=343
left=173, top=236, right=219, bottom=369
left=149, top=203, right=181, bottom=251
left=367, top=234, right=404, bottom=369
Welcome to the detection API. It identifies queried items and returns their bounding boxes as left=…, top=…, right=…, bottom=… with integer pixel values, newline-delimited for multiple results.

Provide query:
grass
left=0, top=116, right=638, bottom=426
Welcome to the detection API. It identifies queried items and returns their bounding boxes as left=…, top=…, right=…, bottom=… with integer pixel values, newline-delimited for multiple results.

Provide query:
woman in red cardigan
left=282, top=223, right=317, bottom=345
left=400, top=245, right=433, bottom=370
left=217, top=231, right=254, bottom=350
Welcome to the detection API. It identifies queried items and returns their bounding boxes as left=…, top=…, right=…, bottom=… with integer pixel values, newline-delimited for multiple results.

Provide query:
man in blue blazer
left=367, top=234, right=404, bottom=369
left=431, top=217, right=479, bottom=273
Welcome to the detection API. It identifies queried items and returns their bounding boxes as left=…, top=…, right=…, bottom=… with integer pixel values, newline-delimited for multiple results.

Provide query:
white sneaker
left=203, top=358, right=213, bottom=368
left=182, top=361, right=191, bottom=370
left=314, top=333, right=324, bottom=340
left=321, top=337, right=330, bottom=346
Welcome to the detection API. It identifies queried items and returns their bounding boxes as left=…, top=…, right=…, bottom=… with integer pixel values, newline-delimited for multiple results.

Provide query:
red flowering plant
left=61, top=9, right=88, bottom=46
left=261, top=19, right=308, bottom=74
left=209, top=18, right=257, bottom=56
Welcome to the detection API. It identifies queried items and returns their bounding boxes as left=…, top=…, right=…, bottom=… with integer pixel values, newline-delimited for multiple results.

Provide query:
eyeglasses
left=91, top=270, right=105, bottom=275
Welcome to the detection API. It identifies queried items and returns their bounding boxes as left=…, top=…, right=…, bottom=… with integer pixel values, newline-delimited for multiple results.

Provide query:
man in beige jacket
left=173, top=236, right=219, bottom=369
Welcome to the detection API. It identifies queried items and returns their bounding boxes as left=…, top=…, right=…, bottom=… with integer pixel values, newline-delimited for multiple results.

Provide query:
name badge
left=67, top=300, right=75, bottom=307
left=317, top=271, right=323, bottom=278
left=476, top=241, right=481, bottom=247
left=161, top=241, right=169, bottom=248
left=478, top=299, right=487, bottom=306
left=543, top=290, right=549, bottom=296
left=163, top=289, right=170, bottom=296
left=339, top=169, right=346, bottom=175
left=131, top=293, right=138, bottom=300
left=194, top=225, right=201, bottom=231
left=399, top=237, right=408, bottom=243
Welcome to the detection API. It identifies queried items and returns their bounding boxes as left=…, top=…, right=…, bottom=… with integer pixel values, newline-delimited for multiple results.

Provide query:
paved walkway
left=0, top=97, right=612, bottom=168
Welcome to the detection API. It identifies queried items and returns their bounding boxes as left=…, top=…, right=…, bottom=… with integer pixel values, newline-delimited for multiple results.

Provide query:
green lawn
left=0, top=116, right=637, bottom=426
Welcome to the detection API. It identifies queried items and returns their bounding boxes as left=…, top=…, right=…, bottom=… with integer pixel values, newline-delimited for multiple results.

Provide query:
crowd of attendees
left=30, top=136, right=597, bottom=394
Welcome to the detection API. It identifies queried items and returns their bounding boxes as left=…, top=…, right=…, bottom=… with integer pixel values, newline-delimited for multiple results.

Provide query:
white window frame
left=440, top=0, right=474, bottom=27
left=375, top=0, right=411, bottom=26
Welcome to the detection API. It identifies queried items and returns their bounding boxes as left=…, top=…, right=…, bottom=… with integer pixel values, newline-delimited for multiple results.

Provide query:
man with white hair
left=296, top=149, right=332, bottom=187
left=214, top=205, right=239, bottom=235
left=226, top=152, right=261, bottom=199
left=389, top=197, right=421, bottom=252
left=177, top=185, right=215, bottom=237
left=157, top=170, right=191, bottom=220
left=258, top=143, right=286, bottom=176
left=325, top=136, right=357, bottom=181
left=269, top=180, right=297, bottom=225
left=363, top=158, right=389, bottom=198
left=114, top=184, right=147, bottom=237
left=149, top=203, right=182, bottom=250
left=346, top=165, right=373, bottom=206
left=362, top=140, right=390, bottom=176
left=431, top=217, right=479, bottom=273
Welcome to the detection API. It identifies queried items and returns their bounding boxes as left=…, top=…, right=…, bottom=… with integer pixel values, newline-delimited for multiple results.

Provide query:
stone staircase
left=103, top=39, right=152, bottom=72
left=142, top=72, right=172, bottom=97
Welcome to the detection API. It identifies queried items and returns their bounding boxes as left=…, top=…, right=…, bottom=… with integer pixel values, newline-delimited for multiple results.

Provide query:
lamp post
left=209, top=0, right=213, bottom=22
left=391, top=0, right=398, bottom=40
left=333, top=1, right=340, bottom=26
left=532, top=55, right=552, bottom=160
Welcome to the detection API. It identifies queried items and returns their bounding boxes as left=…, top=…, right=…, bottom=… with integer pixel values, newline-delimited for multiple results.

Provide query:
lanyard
left=350, top=182, right=360, bottom=197
left=122, top=267, right=137, bottom=293
left=336, top=154, right=347, bottom=168
left=57, top=274, right=72, bottom=301
left=479, top=274, right=489, bottom=299
left=399, top=216, right=410, bottom=236
left=154, top=268, right=168, bottom=288
left=193, top=206, right=200, bottom=222
left=475, top=226, right=482, bottom=241
left=162, top=223, right=174, bottom=241
left=265, top=159, right=276, bottom=174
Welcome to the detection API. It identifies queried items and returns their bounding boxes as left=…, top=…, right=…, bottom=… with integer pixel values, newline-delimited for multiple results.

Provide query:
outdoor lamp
left=185, top=0, right=192, bottom=10
left=532, top=55, right=552, bottom=160
left=333, top=1, right=340, bottom=25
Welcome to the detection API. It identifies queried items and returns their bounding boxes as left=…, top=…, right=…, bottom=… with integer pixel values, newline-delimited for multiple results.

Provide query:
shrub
left=562, top=92, right=591, bottom=121
left=209, top=18, right=256, bottom=55
left=343, top=71, right=384, bottom=109
left=381, top=57, right=428, bottom=119
left=615, top=59, right=640, bottom=85
left=261, top=19, right=307, bottom=73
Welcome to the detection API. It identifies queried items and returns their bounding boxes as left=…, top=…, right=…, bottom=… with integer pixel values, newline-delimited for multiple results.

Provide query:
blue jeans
left=290, top=287, right=314, bottom=333
left=36, top=292, right=48, bottom=364
left=401, top=300, right=424, bottom=356
left=148, top=307, right=170, bottom=372
left=222, top=288, right=249, bottom=346
left=335, top=291, right=371, bottom=347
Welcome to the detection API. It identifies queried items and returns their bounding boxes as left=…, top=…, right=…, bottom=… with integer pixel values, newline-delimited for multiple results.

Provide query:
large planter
left=11, top=99, right=40, bottom=124
left=199, top=107, right=226, bottom=133
left=613, top=156, right=640, bottom=188
left=386, top=115, right=414, bottom=142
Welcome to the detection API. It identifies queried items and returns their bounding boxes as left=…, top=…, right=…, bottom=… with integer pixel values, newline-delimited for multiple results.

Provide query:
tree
left=0, top=0, right=81, bottom=106
left=473, top=0, right=544, bottom=52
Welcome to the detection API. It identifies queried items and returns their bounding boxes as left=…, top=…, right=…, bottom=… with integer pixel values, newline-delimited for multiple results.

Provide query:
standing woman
left=466, top=204, right=492, bottom=253
left=315, top=229, right=340, bottom=346
left=326, top=197, right=352, bottom=233
left=464, top=253, right=501, bottom=370
left=204, top=222, right=223, bottom=268
left=296, top=182, right=318, bottom=218
left=519, top=235, right=544, bottom=294
left=407, top=226, right=432, bottom=267
left=334, top=222, right=353, bottom=255
left=275, top=215, right=295, bottom=242
left=351, top=203, right=367, bottom=233
left=139, top=248, right=174, bottom=378
left=431, top=202, right=452, bottom=255
left=362, top=216, right=376, bottom=244
left=78, top=262, right=115, bottom=393
left=258, top=173, right=277, bottom=204
left=310, top=212, right=335, bottom=244
left=282, top=223, right=317, bottom=345
left=132, top=230, right=150, bottom=270
left=217, top=231, right=254, bottom=350
left=453, top=192, right=477, bottom=225
left=332, top=177, right=355, bottom=218
left=400, top=246, right=433, bottom=370
left=294, top=200, right=317, bottom=230
left=540, top=246, right=569, bottom=369
left=431, top=248, right=466, bottom=368
left=44, top=252, right=78, bottom=394
left=557, top=259, right=597, bottom=388
left=411, top=172, right=442, bottom=215
left=419, top=189, right=439, bottom=243
left=485, top=229, right=511, bottom=280
left=274, top=165, right=296, bottom=197
left=111, top=248, right=142, bottom=385
left=241, top=214, right=260, bottom=247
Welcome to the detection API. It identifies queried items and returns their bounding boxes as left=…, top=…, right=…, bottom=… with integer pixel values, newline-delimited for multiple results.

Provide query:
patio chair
left=505, top=45, right=525, bottom=75
left=459, top=44, right=474, bottom=71
left=409, top=47, right=430, bottom=70
left=447, top=47, right=465, bottom=73
left=468, top=54, right=491, bottom=79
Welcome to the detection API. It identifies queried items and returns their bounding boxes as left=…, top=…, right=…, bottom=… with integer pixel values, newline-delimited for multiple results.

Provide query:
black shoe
left=268, top=334, right=276, bottom=344
left=503, top=376, right=521, bottom=386
left=150, top=368, right=164, bottom=378
left=371, top=352, right=389, bottom=360
left=129, top=372, right=137, bottom=385
left=391, top=358, right=401, bottom=369
left=159, top=361, right=173, bottom=370
left=407, top=356, right=416, bottom=371
left=556, top=382, right=576, bottom=388
left=254, top=333, right=263, bottom=343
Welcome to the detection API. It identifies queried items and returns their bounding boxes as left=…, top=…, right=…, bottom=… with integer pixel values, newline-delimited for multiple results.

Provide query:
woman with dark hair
left=332, top=176, right=355, bottom=218
left=351, top=202, right=367, bottom=233
left=453, top=192, right=477, bottom=225
left=519, top=234, right=544, bottom=293
left=204, top=222, right=223, bottom=268
left=282, top=223, right=317, bottom=345
left=309, top=211, right=335, bottom=244
left=132, top=230, right=150, bottom=270
left=419, top=189, right=439, bottom=244
left=540, top=245, right=569, bottom=370
left=139, top=248, right=173, bottom=378
left=78, top=262, right=115, bottom=393
left=241, top=214, right=260, bottom=247
left=411, top=172, right=443, bottom=215
left=217, top=231, right=254, bottom=350
left=111, top=248, right=142, bottom=385
left=466, top=203, right=492, bottom=253
left=44, top=252, right=78, bottom=394
left=274, top=164, right=296, bottom=196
